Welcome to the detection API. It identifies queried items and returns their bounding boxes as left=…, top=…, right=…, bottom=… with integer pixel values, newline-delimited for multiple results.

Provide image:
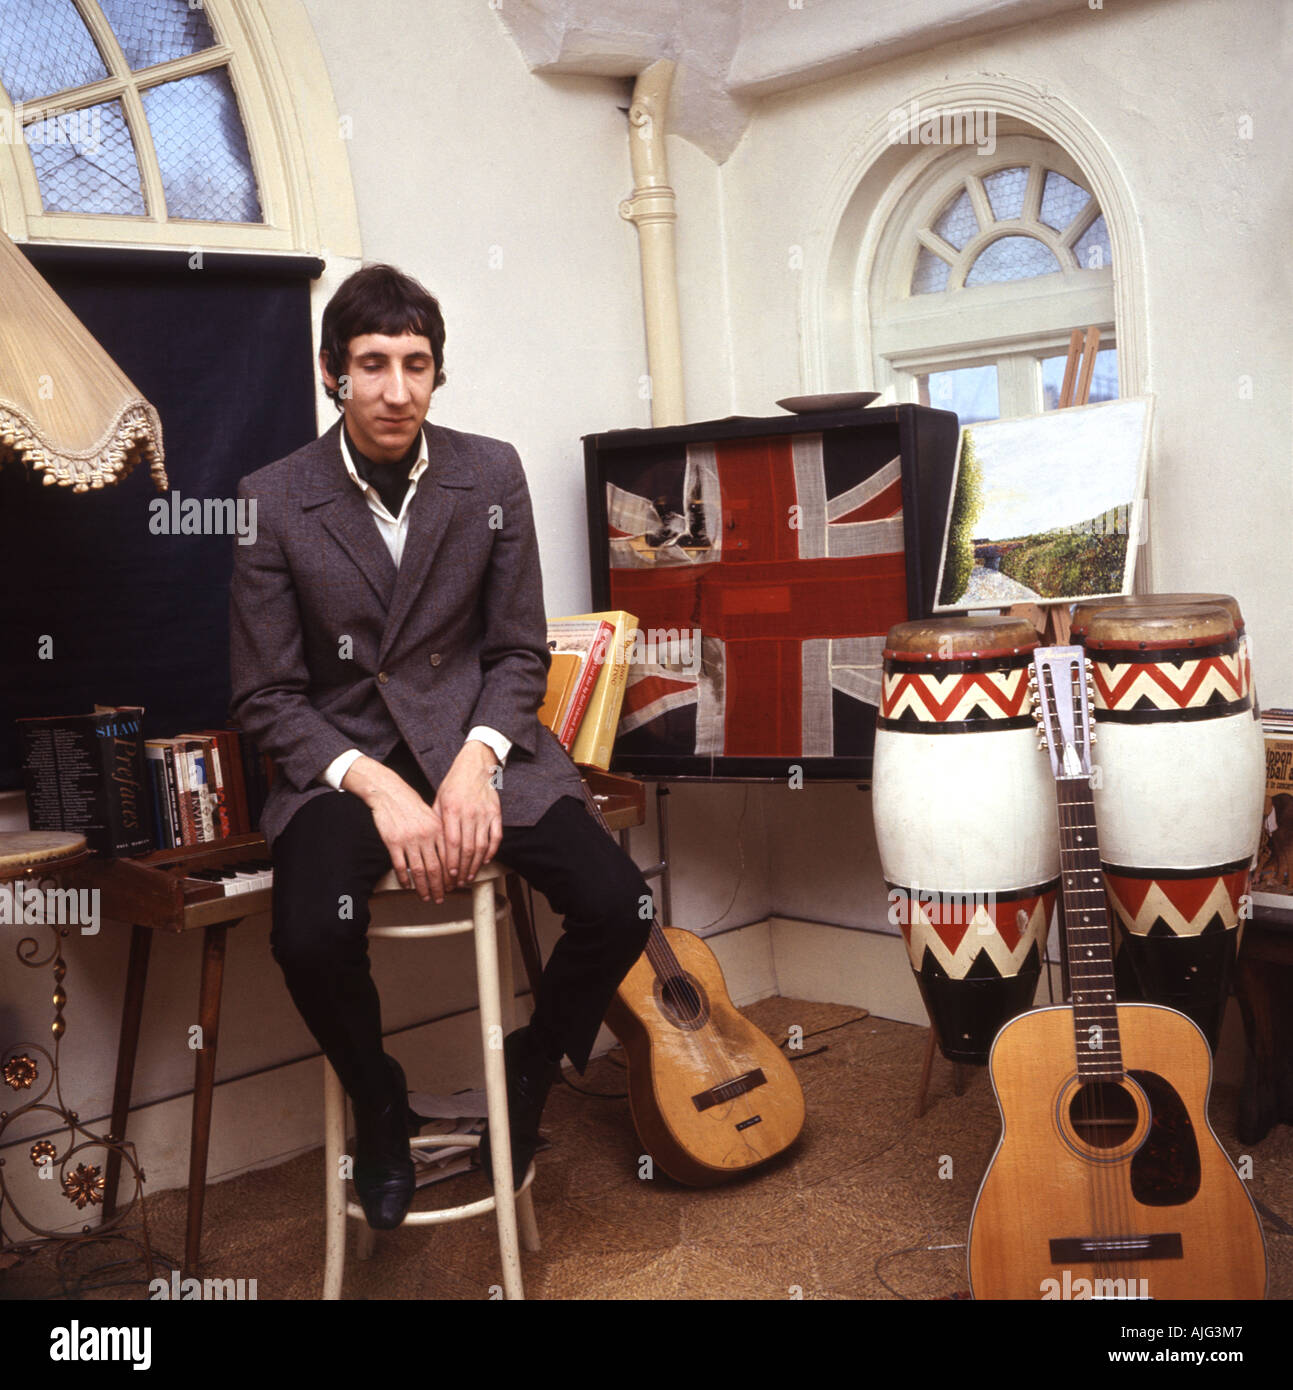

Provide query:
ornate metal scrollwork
left=1, top=869, right=154, bottom=1294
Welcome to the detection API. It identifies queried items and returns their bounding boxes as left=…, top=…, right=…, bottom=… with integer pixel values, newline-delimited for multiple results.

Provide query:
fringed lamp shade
left=0, top=230, right=166, bottom=494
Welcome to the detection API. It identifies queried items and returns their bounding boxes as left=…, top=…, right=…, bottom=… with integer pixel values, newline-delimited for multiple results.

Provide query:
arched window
left=0, top=0, right=358, bottom=255
left=869, top=135, right=1118, bottom=423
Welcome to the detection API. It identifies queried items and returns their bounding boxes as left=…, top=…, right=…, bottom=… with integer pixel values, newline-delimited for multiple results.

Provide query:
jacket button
left=429, top=653, right=441, bottom=667
left=377, top=671, right=389, bottom=685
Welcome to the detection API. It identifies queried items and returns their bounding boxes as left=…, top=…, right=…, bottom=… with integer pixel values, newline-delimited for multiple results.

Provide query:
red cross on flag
left=607, top=431, right=909, bottom=760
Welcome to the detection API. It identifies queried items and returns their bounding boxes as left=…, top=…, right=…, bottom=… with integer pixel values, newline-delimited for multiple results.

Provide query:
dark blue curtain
left=0, top=249, right=321, bottom=788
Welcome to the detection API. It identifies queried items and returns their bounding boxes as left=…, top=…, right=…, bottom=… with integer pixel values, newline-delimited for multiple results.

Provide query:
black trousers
left=269, top=741, right=651, bottom=1107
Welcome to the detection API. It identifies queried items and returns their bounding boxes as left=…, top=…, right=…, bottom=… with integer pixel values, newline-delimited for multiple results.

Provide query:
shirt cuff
left=321, top=747, right=365, bottom=791
left=466, top=726, right=511, bottom=764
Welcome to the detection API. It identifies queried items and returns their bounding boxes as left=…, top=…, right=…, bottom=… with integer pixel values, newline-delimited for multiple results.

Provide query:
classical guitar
left=967, top=646, right=1267, bottom=1299
left=582, top=786, right=805, bottom=1186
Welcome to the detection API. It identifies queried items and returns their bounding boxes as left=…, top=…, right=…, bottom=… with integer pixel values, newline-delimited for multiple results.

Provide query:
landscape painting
left=934, top=396, right=1153, bottom=610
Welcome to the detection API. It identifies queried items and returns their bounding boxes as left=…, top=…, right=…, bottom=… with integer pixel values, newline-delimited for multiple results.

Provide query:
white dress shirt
left=319, top=425, right=511, bottom=791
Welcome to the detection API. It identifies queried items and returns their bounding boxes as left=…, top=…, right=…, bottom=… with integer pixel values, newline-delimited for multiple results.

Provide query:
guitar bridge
left=1050, top=1233, right=1183, bottom=1263
left=691, top=1068, right=767, bottom=1112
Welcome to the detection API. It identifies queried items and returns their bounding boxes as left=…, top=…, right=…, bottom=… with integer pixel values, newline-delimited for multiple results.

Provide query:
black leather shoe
left=478, top=1027, right=560, bottom=1190
left=352, top=1056, right=416, bottom=1230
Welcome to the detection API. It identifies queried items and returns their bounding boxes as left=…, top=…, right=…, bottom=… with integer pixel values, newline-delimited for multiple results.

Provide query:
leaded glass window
left=98, top=0, right=216, bottom=70
left=0, top=0, right=261, bottom=223
left=872, top=135, right=1119, bottom=423
left=964, top=235, right=1060, bottom=287
left=26, top=98, right=146, bottom=215
left=141, top=69, right=259, bottom=222
left=909, top=158, right=1110, bottom=296
left=0, top=0, right=107, bottom=103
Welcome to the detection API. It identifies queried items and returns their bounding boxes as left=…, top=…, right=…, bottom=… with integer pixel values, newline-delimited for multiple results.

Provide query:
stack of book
left=538, top=610, right=637, bottom=769
left=142, top=727, right=271, bottom=850
left=1253, top=708, right=1293, bottom=910
left=18, top=709, right=272, bottom=857
left=1261, top=708, right=1293, bottom=736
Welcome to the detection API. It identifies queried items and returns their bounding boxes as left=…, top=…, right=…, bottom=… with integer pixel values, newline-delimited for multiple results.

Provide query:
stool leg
left=497, top=889, right=517, bottom=1034
left=475, top=878, right=524, bottom=1301
left=323, top=1059, right=348, bottom=1300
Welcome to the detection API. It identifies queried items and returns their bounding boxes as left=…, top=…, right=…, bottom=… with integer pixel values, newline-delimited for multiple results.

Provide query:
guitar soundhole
left=1069, top=1080, right=1139, bottom=1149
left=654, top=972, right=709, bottom=1031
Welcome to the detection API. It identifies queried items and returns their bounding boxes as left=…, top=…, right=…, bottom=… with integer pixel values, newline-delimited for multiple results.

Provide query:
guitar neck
left=1055, top=777, right=1123, bottom=1077
left=579, top=778, right=674, bottom=965
left=1034, top=646, right=1123, bottom=1077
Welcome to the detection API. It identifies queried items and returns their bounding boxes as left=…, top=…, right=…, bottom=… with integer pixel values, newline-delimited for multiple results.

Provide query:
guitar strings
left=1049, top=661, right=1108, bottom=1290
left=1055, top=656, right=1135, bottom=1295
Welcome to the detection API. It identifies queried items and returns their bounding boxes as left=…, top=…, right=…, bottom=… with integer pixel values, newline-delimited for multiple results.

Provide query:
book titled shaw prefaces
left=18, top=705, right=154, bottom=857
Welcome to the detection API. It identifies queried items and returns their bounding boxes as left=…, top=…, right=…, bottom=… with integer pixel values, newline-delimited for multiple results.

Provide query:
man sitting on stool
left=229, top=264, right=650, bottom=1228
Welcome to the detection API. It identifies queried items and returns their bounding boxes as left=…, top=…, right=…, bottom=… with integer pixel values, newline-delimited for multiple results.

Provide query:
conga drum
left=1071, top=591, right=1257, bottom=712
left=1082, top=603, right=1265, bottom=1049
left=873, top=616, right=1059, bottom=1064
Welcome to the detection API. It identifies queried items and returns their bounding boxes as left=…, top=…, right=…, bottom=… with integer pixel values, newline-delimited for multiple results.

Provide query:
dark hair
left=319, top=263, right=447, bottom=407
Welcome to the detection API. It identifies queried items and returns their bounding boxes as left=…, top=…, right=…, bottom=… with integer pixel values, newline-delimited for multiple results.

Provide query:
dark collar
left=342, top=422, right=421, bottom=483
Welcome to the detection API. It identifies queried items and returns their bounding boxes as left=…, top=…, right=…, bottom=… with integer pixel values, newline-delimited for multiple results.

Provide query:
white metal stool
left=322, top=860, right=541, bottom=1300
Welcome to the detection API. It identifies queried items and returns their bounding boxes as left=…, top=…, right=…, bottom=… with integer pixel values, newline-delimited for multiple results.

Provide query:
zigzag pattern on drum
left=1104, top=865, right=1249, bottom=939
left=1091, top=651, right=1245, bottom=714
left=880, top=667, right=1030, bottom=724
left=891, top=884, right=1057, bottom=979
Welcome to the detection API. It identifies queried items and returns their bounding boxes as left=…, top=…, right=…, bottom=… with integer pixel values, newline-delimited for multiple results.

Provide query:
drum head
left=0, top=830, right=89, bottom=881
left=1084, top=602, right=1235, bottom=649
left=884, top=614, right=1038, bottom=660
left=1072, top=592, right=1244, bottom=640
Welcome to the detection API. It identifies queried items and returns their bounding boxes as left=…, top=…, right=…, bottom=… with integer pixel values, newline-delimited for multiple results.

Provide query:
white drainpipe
left=619, top=59, right=686, bottom=427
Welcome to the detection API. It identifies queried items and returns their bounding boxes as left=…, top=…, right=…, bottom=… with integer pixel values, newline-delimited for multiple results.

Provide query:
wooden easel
left=1009, top=325, right=1101, bottom=647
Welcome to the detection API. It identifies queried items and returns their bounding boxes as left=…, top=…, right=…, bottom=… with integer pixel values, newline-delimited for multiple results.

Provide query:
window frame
left=0, top=0, right=353, bottom=255
left=869, top=135, right=1116, bottom=420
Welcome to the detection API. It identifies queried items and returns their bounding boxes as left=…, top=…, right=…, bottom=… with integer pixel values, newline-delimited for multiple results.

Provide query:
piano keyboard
left=184, top=858, right=274, bottom=900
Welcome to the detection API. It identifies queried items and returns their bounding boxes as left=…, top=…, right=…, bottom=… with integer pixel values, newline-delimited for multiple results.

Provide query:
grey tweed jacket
left=229, top=417, right=583, bottom=848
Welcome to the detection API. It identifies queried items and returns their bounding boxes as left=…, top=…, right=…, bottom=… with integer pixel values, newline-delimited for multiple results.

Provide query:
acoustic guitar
left=967, top=646, right=1267, bottom=1299
left=583, top=787, right=805, bottom=1186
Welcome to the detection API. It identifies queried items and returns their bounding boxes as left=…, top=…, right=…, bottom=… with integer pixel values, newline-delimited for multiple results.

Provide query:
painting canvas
left=933, top=396, right=1153, bottom=611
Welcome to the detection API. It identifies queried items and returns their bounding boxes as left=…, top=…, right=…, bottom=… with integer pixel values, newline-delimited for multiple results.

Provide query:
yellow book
left=537, top=651, right=581, bottom=739
left=566, top=610, right=639, bottom=769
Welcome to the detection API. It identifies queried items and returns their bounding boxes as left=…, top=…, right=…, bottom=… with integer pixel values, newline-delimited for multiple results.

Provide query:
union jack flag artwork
left=601, top=428, right=912, bottom=769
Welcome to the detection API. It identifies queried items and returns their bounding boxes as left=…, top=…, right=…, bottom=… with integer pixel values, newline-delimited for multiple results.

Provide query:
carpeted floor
left=7, top=999, right=1291, bottom=1301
